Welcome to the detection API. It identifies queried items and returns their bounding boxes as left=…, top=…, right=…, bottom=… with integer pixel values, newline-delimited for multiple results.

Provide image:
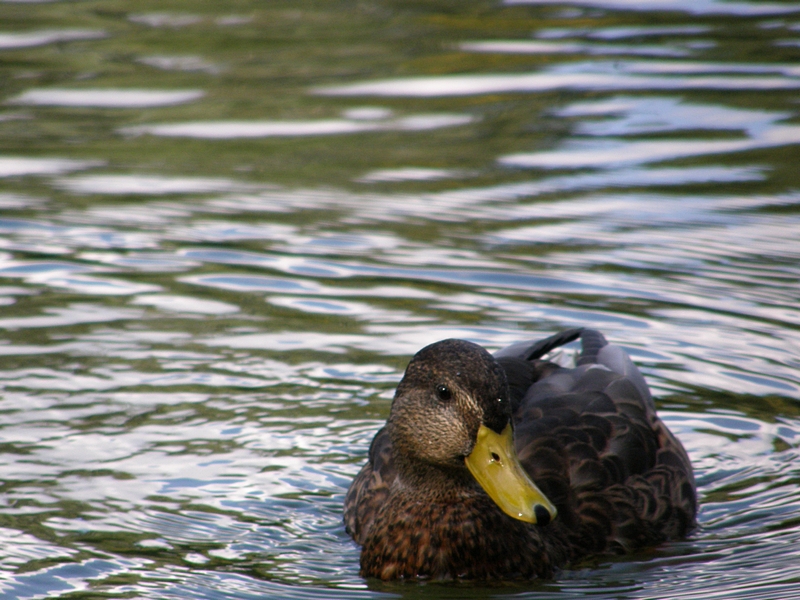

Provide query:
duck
left=344, top=328, right=697, bottom=580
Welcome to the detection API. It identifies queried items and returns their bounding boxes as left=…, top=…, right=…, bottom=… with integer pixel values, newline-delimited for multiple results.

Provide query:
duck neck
left=391, top=449, right=478, bottom=499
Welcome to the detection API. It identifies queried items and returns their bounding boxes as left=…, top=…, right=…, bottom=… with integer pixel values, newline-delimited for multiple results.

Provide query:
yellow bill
left=465, top=423, right=557, bottom=525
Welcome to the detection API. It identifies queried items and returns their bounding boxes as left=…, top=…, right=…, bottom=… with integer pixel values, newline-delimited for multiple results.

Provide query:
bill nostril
left=534, top=504, right=551, bottom=526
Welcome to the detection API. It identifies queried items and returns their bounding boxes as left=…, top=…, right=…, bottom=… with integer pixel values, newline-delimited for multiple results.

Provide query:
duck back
left=498, top=329, right=696, bottom=555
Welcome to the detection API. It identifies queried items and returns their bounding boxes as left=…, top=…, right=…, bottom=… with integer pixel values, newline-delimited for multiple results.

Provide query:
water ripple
left=132, top=294, right=240, bottom=315
left=316, top=63, right=800, bottom=97
left=186, top=166, right=763, bottom=225
left=2, top=1, right=800, bottom=598
left=9, top=89, right=205, bottom=108
left=0, top=157, right=103, bottom=177
left=121, top=113, right=475, bottom=139
left=55, top=174, right=254, bottom=195
left=461, top=40, right=695, bottom=58
left=500, top=96, right=800, bottom=169
left=0, top=303, right=142, bottom=330
left=503, top=0, right=800, bottom=16
left=0, top=29, right=106, bottom=49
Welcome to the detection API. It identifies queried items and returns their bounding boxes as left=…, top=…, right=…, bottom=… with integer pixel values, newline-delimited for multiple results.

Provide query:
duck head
left=387, top=339, right=557, bottom=525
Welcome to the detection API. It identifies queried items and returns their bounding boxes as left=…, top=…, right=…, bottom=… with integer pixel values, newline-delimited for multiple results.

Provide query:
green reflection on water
left=1, top=0, right=800, bottom=598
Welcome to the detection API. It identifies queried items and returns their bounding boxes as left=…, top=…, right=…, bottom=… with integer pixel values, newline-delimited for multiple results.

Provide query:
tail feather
left=494, top=327, right=584, bottom=361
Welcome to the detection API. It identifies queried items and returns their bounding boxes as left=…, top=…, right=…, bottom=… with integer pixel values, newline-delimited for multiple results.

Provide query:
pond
left=1, top=0, right=800, bottom=598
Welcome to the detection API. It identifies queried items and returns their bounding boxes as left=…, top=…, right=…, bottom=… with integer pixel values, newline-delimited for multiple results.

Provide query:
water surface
left=1, top=0, right=800, bottom=598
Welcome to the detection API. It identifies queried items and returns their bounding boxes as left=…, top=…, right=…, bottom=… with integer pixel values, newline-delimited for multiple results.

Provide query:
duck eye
left=436, top=384, right=452, bottom=402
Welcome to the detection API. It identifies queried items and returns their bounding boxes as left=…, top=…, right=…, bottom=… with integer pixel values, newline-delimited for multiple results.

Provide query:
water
left=0, top=0, right=799, bottom=598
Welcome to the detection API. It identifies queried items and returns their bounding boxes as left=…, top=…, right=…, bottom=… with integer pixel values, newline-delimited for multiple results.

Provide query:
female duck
left=344, top=328, right=696, bottom=580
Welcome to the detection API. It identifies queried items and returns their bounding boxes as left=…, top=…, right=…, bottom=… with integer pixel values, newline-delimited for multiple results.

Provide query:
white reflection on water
left=0, top=258, right=93, bottom=278
left=202, top=326, right=491, bottom=356
left=499, top=97, right=800, bottom=169
left=557, top=97, right=782, bottom=136
left=503, top=0, right=800, bottom=16
left=216, top=15, right=252, bottom=26
left=0, top=29, right=106, bottom=49
left=0, top=367, right=269, bottom=392
left=379, top=166, right=762, bottom=220
left=460, top=40, right=693, bottom=57
left=0, top=256, right=162, bottom=295
left=131, top=294, right=239, bottom=315
left=340, top=106, right=393, bottom=120
left=0, top=304, right=142, bottom=330
left=480, top=192, right=726, bottom=239
left=266, top=296, right=425, bottom=323
left=266, top=296, right=366, bottom=316
left=77, top=252, right=200, bottom=272
left=0, top=218, right=156, bottom=250
left=316, top=61, right=800, bottom=97
left=9, top=89, right=204, bottom=108
left=0, top=528, right=76, bottom=565
left=356, top=167, right=465, bottom=183
left=536, top=25, right=711, bottom=39
left=182, top=274, right=329, bottom=295
left=168, top=221, right=298, bottom=243
left=40, top=274, right=162, bottom=296
left=178, top=249, right=355, bottom=278
left=0, top=193, right=45, bottom=209
left=55, top=174, right=255, bottom=195
left=277, top=232, right=403, bottom=255
left=178, top=245, right=577, bottom=286
left=120, top=113, right=475, bottom=139
left=196, top=166, right=761, bottom=224
left=0, top=157, right=103, bottom=177
left=181, top=273, right=436, bottom=300
left=128, top=13, right=204, bottom=27
left=610, top=60, right=800, bottom=76
left=137, top=55, right=223, bottom=74
left=501, top=138, right=756, bottom=169
left=182, top=261, right=609, bottom=297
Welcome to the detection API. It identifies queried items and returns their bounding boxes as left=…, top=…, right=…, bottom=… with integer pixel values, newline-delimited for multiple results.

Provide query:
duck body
left=345, top=328, right=697, bottom=580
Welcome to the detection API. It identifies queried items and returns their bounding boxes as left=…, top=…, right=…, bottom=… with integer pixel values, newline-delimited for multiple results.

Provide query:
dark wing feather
left=503, top=329, right=696, bottom=555
left=494, top=327, right=584, bottom=362
left=343, top=426, right=395, bottom=545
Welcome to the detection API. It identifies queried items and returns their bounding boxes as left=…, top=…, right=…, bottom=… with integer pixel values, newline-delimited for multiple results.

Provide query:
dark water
left=1, top=0, right=800, bottom=598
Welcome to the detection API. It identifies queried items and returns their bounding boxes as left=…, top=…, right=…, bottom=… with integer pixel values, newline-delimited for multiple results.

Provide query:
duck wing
left=496, top=329, right=697, bottom=555
left=344, top=425, right=394, bottom=545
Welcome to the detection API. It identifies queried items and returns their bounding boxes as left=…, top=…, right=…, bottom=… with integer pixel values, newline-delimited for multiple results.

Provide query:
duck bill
left=465, top=423, right=557, bottom=525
